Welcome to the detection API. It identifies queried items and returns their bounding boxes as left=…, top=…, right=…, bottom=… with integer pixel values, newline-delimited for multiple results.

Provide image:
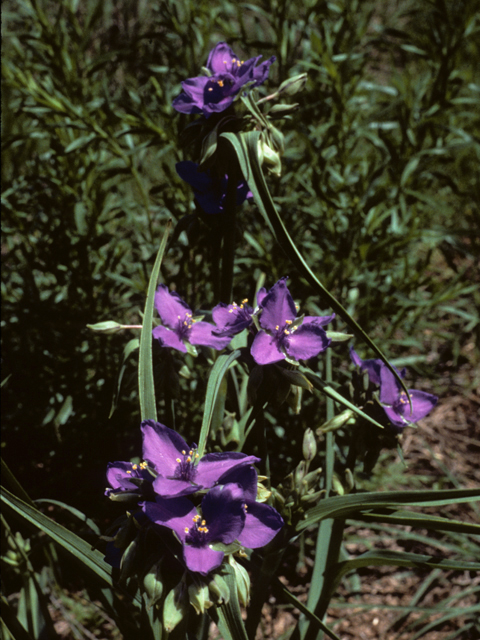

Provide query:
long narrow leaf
left=296, top=488, right=480, bottom=532
left=356, top=510, right=480, bottom=535
left=1, top=488, right=141, bottom=607
left=211, top=565, right=249, bottom=640
left=197, top=350, right=241, bottom=457
left=139, top=220, right=172, bottom=422
left=220, top=131, right=411, bottom=405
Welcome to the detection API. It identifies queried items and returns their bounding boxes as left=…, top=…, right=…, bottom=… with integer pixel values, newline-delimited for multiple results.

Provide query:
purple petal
left=141, top=420, right=189, bottom=475
left=251, top=330, right=285, bottom=365
left=237, top=502, right=283, bottom=548
left=176, top=161, right=213, bottom=192
left=379, top=365, right=402, bottom=405
left=154, top=284, right=191, bottom=329
left=350, top=347, right=383, bottom=385
left=305, top=313, right=335, bottom=327
left=216, top=464, right=258, bottom=503
left=152, top=475, right=199, bottom=498
left=172, top=91, right=203, bottom=115
left=256, top=287, right=267, bottom=307
left=152, top=324, right=187, bottom=352
left=406, top=390, right=438, bottom=421
left=206, top=42, right=237, bottom=74
left=201, top=484, right=246, bottom=544
left=285, top=324, right=331, bottom=361
left=196, top=453, right=260, bottom=488
left=142, top=496, right=196, bottom=542
left=183, top=545, right=225, bottom=575
left=250, top=56, right=276, bottom=86
left=189, top=321, right=231, bottom=349
left=259, top=279, right=297, bottom=332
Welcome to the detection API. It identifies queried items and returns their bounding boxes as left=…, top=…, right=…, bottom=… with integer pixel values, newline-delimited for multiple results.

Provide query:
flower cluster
left=350, top=348, right=438, bottom=431
left=153, top=278, right=334, bottom=366
left=173, top=42, right=275, bottom=117
left=106, top=420, right=283, bottom=575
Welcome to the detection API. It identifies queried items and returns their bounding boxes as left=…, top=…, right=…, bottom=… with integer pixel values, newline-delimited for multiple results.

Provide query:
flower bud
left=163, top=579, right=188, bottom=633
left=188, top=579, right=211, bottom=614
left=268, top=103, right=300, bottom=117
left=277, top=73, right=308, bottom=96
left=86, top=321, right=124, bottom=334
left=143, top=561, right=164, bottom=609
left=302, top=428, right=317, bottom=462
left=229, top=557, right=250, bottom=606
left=208, top=574, right=230, bottom=605
left=257, top=139, right=282, bottom=177
left=316, top=409, right=355, bottom=434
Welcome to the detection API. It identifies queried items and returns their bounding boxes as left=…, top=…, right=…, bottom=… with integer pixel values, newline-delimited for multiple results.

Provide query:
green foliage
left=2, top=0, right=479, bottom=638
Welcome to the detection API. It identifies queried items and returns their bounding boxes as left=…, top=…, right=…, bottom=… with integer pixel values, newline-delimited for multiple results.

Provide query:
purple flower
left=176, top=161, right=251, bottom=214
left=350, top=347, right=405, bottom=385
left=251, top=279, right=334, bottom=365
left=105, top=460, right=154, bottom=499
left=152, top=284, right=231, bottom=353
left=172, top=42, right=276, bottom=117
left=378, top=366, right=437, bottom=430
left=143, top=484, right=246, bottom=574
left=350, top=348, right=437, bottom=430
left=142, top=420, right=260, bottom=498
left=212, top=299, right=254, bottom=337
left=217, top=465, right=284, bottom=548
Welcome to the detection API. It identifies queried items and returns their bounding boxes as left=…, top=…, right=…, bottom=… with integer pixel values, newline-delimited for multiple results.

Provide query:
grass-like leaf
left=138, top=220, right=172, bottom=422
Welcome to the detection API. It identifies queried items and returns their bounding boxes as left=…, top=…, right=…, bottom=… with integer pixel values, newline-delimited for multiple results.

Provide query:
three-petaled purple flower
left=152, top=284, right=231, bottom=353
left=105, top=420, right=260, bottom=500
left=172, top=42, right=276, bottom=117
left=141, top=420, right=260, bottom=498
left=212, top=298, right=254, bottom=337
left=176, top=161, right=251, bottom=215
left=143, top=465, right=283, bottom=575
left=251, top=279, right=334, bottom=365
left=350, top=348, right=438, bottom=430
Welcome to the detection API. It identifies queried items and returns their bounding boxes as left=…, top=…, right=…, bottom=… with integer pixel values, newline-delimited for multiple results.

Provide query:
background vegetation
left=2, top=0, right=479, bottom=637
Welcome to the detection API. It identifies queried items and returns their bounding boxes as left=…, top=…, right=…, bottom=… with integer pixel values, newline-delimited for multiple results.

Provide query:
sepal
left=228, top=556, right=250, bottom=606
left=163, top=577, right=189, bottom=632
left=143, top=561, right=164, bottom=610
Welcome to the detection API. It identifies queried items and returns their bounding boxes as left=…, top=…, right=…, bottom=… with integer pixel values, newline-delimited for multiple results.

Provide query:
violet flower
left=152, top=284, right=231, bottom=353
left=172, top=42, right=276, bottom=117
left=379, top=366, right=438, bottom=430
left=176, top=161, right=251, bottom=214
left=212, top=299, right=254, bottom=337
left=350, top=347, right=406, bottom=385
left=350, top=348, right=437, bottom=430
left=105, top=460, right=154, bottom=500
left=142, top=420, right=260, bottom=498
left=143, top=484, right=246, bottom=574
left=251, top=279, right=334, bottom=365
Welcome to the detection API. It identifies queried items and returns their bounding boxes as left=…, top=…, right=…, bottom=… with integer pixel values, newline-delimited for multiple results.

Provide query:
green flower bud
left=208, top=573, right=230, bottom=606
left=163, top=579, right=188, bottom=633
left=277, top=73, right=308, bottom=96
left=143, top=561, right=163, bottom=609
left=188, top=579, right=211, bottom=615
left=86, top=321, right=125, bottom=334
left=302, top=428, right=317, bottom=462
left=228, top=557, right=250, bottom=606
left=316, top=409, right=355, bottom=434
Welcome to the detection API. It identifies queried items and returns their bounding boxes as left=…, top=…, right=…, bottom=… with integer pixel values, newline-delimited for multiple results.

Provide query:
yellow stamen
left=242, top=298, right=248, bottom=304
left=285, top=319, right=293, bottom=324
left=218, top=80, right=224, bottom=87
left=185, top=527, right=189, bottom=533
left=208, top=87, right=213, bottom=91
left=176, top=458, right=181, bottom=463
left=126, top=470, right=132, bottom=474
left=275, top=325, right=279, bottom=330
left=132, top=464, right=138, bottom=470
left=186, top=457, right=191, bottom=463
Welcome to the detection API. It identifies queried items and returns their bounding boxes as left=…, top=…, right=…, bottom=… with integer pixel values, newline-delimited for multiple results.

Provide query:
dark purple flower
left=350, top=347, right=406, bottom=385
left=212, top=299, right=254, bottom=337
left=172, top=42, right=276, bottom=117
left=176, top=161, right=251, bottom=214
left=143, top=484, right=246, bottom=575
left=142, top=420, right=260, bottom=498
left=105, top=460, right=154, bottom=499
left=251, top=279, right=334, bottom=365
left=217, top=465, right=284, bottom=548
left=152, top=284, right=231, bottom=353
left=378, top=366, right=437, bottom=430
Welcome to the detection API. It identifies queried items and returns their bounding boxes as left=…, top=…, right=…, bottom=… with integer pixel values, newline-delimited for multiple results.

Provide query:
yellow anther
left=193, top=514, right=201, bottom=522
left=182, top=450, right=186, bottom=455
left=242, top=298, right=248, bottom=304
left=189, top=450, right=193, bottom=455
left=218, top=80, right=224, bottom=87
left=285, top=319, right=293, bottom=325
left=208, top=87, right=213, bottom=91
left=275, top=325, right=279, bottom=330
left=244, top=504, right=248, bottom=510
left=186, top=457, right=191, bottom=463
left=176, top=458, right=181, bottom=463
left=132, top=464, right=138, bottom=470
left=284, top=329, right=290, bottom=335
left=177, top=315, right=181, bottom=319
left=195, top=453, right=199, bottom=459
left=201, top=520, right=206, bottom=526
left=185, top=527, right=189, bottom=533
left=184, top=321, right=188, bottom=325
left=126, top=470, right=132, bottom=474
left=228, top=308, right=234, bottom=313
